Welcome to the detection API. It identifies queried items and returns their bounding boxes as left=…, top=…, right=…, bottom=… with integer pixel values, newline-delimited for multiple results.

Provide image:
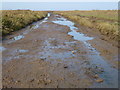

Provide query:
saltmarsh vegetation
left=1, top=10, right=47, bottom=36
left=54, top=10, right=119, bottom=41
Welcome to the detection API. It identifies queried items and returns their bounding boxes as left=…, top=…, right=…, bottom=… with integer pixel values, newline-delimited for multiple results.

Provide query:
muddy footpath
left=1, top=13, right=119, bottom=88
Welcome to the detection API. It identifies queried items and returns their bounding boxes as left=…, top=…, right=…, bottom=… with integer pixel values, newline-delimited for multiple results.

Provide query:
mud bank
left=2, top=13, right=118, bottom=88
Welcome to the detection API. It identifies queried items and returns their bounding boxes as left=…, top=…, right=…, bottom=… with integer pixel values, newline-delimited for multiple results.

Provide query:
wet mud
left=2, top=13, right=118, bottom=88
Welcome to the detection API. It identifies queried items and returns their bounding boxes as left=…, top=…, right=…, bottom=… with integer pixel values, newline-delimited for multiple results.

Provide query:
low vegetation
left=1, top=10, right=47, bottom=36
left=54, top=10, right=119, bottom=41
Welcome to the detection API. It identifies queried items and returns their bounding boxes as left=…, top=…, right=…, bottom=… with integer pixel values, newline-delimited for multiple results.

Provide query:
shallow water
left=3, top=49, right=29, bottom=61
left=17, top=49, right=29, bottom=53
left=13, top=35, right=24, bottom=41
left=52, top=15, right=118, bottom=88
left=7, top=13, right=51, bottom=44
left=3, top=14, right=118, bottom=88
left=0, top=46, right=6, bottom=51
left=52, top=18, right=93, bottom=42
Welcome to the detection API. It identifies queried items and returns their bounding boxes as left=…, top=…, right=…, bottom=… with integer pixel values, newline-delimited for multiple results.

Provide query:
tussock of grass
left=96, top=22, right=117, bottom=34
left=77, top=18, right=93, bottom=28
left=2, top=10, right=47, bottom=36
left=54, top=10, right=118, bottom=41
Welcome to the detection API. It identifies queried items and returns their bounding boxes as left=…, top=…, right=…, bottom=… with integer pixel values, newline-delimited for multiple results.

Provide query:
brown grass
left=54, top=10, right=118, bottom=41
left=1, top=10, right=47, bottom=36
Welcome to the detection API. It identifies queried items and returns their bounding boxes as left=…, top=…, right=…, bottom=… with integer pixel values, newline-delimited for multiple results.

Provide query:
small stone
left=8, top=80, right=11, bottom=83
left=40, top=58, right=46, bottom=61
left=35, top=40, right=38, bottom=42
left=96, top=78, right=104, bottom=83
left=30, top=79, right=34, bottom=82
left=37, top=80, right=40, bottom=82
left=46, top=79, right=51, bottom=83
left=72, top=51, right=75, bottom=54
left=64, top=66, right=68, bottom=68
left=15, top=80, right=21, bottom=83
left=94, top=74, right=99, bottom=78
left=44, top=78, right=47, bottom=81
left=44, top=83, right=47, bottom=85
left=37, top=79, right=42, bottom=84
left=61, top=77, right=64, bottom=80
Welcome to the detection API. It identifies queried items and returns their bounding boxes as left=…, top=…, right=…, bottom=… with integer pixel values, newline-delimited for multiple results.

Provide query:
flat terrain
left=54, top=10, right=118, bottom=41
left=2, top=13, right=118, bottom=88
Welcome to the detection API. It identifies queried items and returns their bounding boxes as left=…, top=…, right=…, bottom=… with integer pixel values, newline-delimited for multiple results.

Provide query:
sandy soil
left=2, top=14, right=118, bottom=88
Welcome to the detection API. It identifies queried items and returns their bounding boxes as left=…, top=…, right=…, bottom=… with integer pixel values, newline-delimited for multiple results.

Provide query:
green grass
left=54, top=10, right=118, bottom=40
left=1, top=10, right=47, bottom=36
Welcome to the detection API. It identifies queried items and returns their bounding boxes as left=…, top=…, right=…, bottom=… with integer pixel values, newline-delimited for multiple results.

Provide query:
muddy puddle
left=17, top=49, right=29, bottom=53
left=52, top=15, right=118, bottom=88
left=2, top=13, right=118, bottom=88
left=0, top=46, right=6, bottom=52
left=5, top=13, right=51, bottom=44
left=13, top=35, right=24, bottom=41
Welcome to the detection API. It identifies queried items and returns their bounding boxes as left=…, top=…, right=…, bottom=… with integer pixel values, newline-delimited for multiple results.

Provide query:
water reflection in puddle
left=52, top=18, right=93, bottom=42
left=17, top=49, right=29, bottom=53
left=52, top=15, right=118, bottom=88
left=0, top=46, right=6, bottom=51
left=32, top=25, right=39, bottom=29
left=7, top=13, right=51, bottom=44
left=13, top=35, right=24, bottom=41
left=3, top=49, right=29, bottom=61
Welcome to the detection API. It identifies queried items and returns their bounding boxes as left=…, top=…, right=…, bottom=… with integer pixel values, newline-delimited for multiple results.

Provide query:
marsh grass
left=54, top=10, right=118, bottom=40
left=2, top=10, right=47, bottom=36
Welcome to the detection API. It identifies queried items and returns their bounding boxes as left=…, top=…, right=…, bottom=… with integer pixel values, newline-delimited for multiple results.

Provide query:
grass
left=54, top=10, right=119, bottom=41
left=71, top=10, right=118, bottom=21
left=1, top=10, right=47, bottom=36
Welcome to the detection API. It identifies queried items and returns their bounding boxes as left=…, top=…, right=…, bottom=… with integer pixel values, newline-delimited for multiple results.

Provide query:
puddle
left=13, top=35, right=24, bottom=41
left=52, top=17, right=93, bottom=42
left=31, top=13, right=50, bottom=29
left=47, top=13, right=51, bottom=17
left=17, top=49, right=29, bottom=53
left=7, top=13, right=51, bottom=44
left=38, top=38, right=76, bottom=63
left=68, top=31, right=93, bottom=41
left=32, top=24, right=39, bottom=29
left=52, top=15, right=118, bottom=88
left=0, top=46, right=6, bottom=51
left=32, top=13, right=51, bottom=29
left=3, top=14, right=118, bottom=88
left=39, top=51, right=75, bottom=61
left=3, top=49, right=29, bottom=61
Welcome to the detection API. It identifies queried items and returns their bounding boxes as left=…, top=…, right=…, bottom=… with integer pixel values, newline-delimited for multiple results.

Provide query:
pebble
left=46, top=79, right=51, bottom=83
left=30, top=79, right=34, bottom=82
left=64, top=66, right=68, bottom=68
left=35, top=40, right=38, bottom=42
left=15, top=80, right=21, bottom=83
left=93, top=74, right=99, bottom=78
left=72, top=51, right=75, bottom=54
left=60, top=77, right=64, bottom=80
left=43, top=78, right=52, bottom=84
left=95, top=78, right=104, bottom=83
left=8, top=80, right=12, bottom=83
left=40, top=58, right=46, bottom=61
left=37, top=79, right=43, bottom=84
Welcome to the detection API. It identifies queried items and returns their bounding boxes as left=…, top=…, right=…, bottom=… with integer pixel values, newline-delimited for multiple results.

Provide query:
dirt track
left=2, top=13, right=118, bottom=88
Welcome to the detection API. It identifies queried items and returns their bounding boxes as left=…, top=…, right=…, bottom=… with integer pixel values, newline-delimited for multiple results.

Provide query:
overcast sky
left=2, top=0, right=119, bottom=2
left=2, top=2, right=118, bottom=11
